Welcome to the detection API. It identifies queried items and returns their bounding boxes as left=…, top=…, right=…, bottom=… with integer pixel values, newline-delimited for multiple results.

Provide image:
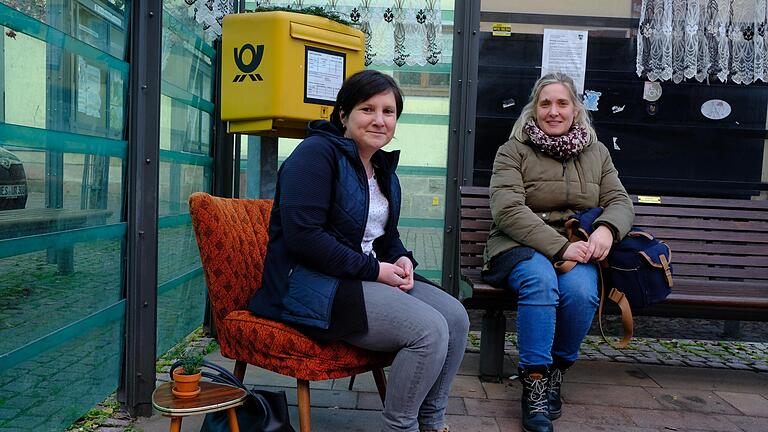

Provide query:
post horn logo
left=233, top=43, right=265, bottom=82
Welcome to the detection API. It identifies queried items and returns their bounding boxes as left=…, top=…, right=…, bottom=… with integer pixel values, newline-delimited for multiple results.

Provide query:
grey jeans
left=342, top=280, right=470, bottom=432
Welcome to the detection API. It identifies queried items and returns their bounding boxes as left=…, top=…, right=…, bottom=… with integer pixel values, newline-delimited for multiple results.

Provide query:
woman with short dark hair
left=249, top=69, right=469, bottom=432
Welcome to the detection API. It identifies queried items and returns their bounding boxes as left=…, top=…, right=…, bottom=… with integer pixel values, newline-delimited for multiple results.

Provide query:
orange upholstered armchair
left=188, top=192, right=392, bottom=432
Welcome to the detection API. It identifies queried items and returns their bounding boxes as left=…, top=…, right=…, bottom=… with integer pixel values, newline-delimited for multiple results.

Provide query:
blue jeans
left=506, top=252, right=598, bottom=367
left=342, top=281, right=470, bottom=432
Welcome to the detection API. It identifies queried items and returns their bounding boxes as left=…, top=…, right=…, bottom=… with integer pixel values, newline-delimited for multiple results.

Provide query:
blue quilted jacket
left=247, top=120, right=414, bottom=329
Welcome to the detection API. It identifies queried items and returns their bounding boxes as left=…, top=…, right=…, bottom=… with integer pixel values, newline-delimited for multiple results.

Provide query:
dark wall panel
left=473, top=33, right=768, bottom=198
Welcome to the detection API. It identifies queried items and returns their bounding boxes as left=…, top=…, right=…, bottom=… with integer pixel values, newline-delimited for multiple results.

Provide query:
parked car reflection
left=0, top=146, right=27, bottom=210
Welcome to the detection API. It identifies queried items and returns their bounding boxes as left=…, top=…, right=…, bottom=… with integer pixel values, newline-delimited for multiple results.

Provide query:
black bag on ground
left=561, top=207, right=673, bottom=347
left=173, top=360, right=295, bottom=432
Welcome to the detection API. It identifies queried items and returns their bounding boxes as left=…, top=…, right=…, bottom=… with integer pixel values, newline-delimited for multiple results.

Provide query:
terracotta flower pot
left=172, top=369, right=202, bottom=398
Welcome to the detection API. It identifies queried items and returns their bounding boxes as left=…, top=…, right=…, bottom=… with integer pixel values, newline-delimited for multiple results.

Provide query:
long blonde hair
left=509, top=72, right=597, bottom=143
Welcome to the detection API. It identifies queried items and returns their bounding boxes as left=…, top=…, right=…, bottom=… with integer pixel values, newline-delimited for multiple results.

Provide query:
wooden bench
left=0, top=207, right=113, bottom=273
left=459, top=186, right=768, bottom=379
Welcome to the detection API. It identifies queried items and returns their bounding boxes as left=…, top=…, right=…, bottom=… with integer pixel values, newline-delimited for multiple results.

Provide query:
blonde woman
left=482, top=73, right=634, bottom=432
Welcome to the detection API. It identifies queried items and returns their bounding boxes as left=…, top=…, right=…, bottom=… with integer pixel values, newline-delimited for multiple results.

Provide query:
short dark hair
left=330, top=69, right=404, bottom=132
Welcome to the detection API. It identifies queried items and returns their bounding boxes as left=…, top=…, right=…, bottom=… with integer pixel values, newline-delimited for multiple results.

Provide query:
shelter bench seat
left=0, top=207, right=113, bottom=273
left=458, top=186, right=768, bottom=380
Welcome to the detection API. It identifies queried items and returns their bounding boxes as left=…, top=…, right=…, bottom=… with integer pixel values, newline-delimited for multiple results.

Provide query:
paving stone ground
left=79, top=326, right=768, bottom=432
left=128, top=342, right=768, bottom=432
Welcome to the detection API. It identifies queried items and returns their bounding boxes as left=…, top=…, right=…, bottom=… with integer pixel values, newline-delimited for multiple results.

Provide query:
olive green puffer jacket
left=483, top=137, right=634, bottom=271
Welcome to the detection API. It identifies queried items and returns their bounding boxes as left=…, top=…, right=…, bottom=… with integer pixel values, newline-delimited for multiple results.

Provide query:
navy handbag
left=559, top=207, right=673, bottom=347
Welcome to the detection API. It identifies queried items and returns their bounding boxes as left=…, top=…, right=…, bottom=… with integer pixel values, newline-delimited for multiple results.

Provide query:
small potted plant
left=170, top=348, right=204, bottom=399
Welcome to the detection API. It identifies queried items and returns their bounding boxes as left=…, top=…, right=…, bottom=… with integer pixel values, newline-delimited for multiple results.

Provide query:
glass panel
left=0, top=238, right=123, bottom=353
left=161, top=13, right=214, bottom=105
left=385, top=71, right=451, bottom=282
left=155, top=4, right=215, bottom=356
left=160, top=99, right=212, bottom=154
left=157, top=271, right=207, bottom=355
left=0, top=303, right=124, bottom=431
left=474, top=0, right=768, bottom=198
left=0, top=0, right=129, bottom=60
left=0, top=1, right=128, bottom=429
left=163, top=0, right=216, bottom=44
left=0, top=24, right=128, bottom=140
left=238, top=135, right=255, bottom=198
left=159, top=161, right=211, bottom=216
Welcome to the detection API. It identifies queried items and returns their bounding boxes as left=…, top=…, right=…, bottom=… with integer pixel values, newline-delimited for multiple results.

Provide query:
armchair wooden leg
left=347, top=374, right=356, bottom=390
left=297, top=379, right=311, bottom=432
left=234, top=360, right=247, bottom=382
left=372, top=368, right=387, bottom=405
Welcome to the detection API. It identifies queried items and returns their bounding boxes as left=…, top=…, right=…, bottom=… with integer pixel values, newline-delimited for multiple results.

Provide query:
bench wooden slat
left=633, top=206, right=768, bottom=221
left=672, top=253, right=768, bottom=267
left=673, top=279, right=768, bottom=297
left=461, top=197, right=494, bottom=207
left=460, top=244, right=486, bottom=254
left=463, top=242, right=768, bottom=262
left=461, top=239, right=768, bottom=256
left=463, top=266, right=768, bottom=290
left=461, top=220, right=493, bottom=230
left=664, top=240, right=768, bottom=256
left=460, top=256, right=485, bottom=267
left=461, top=231, right=490, bottom=242
left=460, top=186, right=490, bottom=196
left=461, top=208, right=493, bottom=219
left=644, top=227, right=768, bottom=243
left=462, top=261, right=768, bottom=279
left=463, top=273, right=768, bottom=300
left=0, top=208, right=114, bottom=240
left=669, top=264, right=768, bottom=280
left=664, top=294, right=768, bottom=307
left=631, top=194, right=768, bottom=210
left=634, top=215, right=768, bottom=232
left=464, top=253, right=768, bottom=270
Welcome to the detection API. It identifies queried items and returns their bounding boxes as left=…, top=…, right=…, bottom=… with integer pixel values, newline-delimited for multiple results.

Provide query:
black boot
left=519, top=366, right=553, bottom=432
left=548, top=357, right=573, bottom=420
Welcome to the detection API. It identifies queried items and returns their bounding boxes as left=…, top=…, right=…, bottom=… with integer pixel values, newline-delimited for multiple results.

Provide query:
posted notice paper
left=541, top=29, right=588, bottom=95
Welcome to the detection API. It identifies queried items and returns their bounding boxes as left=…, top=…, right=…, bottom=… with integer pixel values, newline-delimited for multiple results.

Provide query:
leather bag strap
left=597, top=267, right=634, bottom=349
left=558, top=259, right=634, bottom=348
left=659, top=252, right=673, bottom=288
left=553, top=260, right=577, bottom=273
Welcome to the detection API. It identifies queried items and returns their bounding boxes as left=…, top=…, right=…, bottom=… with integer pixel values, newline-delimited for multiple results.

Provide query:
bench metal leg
left=48, top=247, right=75, bottom=274
left=722, top=320, right=741, bottom=338
left=479, top=309, right=506, bottom=382
left=57, top=248, right=74, bottom=274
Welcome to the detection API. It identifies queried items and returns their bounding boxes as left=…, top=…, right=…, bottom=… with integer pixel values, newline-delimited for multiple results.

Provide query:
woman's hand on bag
left=588, top=225, right=614, bottom=261
left=562, top=241, right=591, bottom=263
left=393, top=256, right=415, bottom=291
left=377, top=262, right=407, bottom=288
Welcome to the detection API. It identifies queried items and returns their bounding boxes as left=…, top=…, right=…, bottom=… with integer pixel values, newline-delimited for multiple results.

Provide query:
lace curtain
left=637, top=0, right=768, bottom=84
left=255, top=0, right=443, bottom=67
left=171, top=0, right=237, bottom=42
left=167, top=1, right=442, bottom=67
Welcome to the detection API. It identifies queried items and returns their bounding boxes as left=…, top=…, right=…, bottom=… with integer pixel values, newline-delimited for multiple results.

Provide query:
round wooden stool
left=152, top=381, right=248, bottom=432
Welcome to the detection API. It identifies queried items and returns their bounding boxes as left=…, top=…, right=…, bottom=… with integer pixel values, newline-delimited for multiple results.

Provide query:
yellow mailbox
left=221, top=11, right=365, bottom=138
